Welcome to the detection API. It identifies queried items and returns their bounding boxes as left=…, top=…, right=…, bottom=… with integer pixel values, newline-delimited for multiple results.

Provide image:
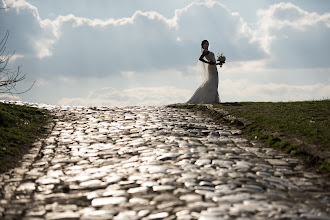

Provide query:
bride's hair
left=201, top=40, right=208, bottom=49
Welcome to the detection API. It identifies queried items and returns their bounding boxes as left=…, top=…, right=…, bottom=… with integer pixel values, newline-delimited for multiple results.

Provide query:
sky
left=0, top=0, right=329, bottom=106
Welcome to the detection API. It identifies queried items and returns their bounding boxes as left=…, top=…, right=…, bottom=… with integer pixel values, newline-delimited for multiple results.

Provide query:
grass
left=0, top=102, right=54, bottom=173
left=215, top=101, right=330, bottom=150
left=169, top=100, right=330, bottom=176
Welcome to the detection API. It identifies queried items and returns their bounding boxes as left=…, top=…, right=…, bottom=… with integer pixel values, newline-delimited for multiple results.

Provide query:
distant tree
left=0, top=31, right=35, bottom=95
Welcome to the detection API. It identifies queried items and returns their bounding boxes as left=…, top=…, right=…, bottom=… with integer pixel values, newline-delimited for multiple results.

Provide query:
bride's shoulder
left=202, top=50, right=210, bottom=55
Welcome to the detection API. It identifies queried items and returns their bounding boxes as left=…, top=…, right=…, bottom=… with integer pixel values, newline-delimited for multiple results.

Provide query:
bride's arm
left=199, top=51, right=215, bottom=65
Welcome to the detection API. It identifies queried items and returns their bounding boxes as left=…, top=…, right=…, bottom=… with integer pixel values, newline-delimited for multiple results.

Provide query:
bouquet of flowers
left=217, top=53, right=226, bottom=67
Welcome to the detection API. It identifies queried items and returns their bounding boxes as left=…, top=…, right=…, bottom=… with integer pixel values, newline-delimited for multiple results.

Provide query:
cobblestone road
left=0, top=102, right=330, bottom=219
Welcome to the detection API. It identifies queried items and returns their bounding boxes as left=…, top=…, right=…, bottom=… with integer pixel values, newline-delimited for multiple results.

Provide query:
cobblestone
left=0, top=101, right=330, bottom=219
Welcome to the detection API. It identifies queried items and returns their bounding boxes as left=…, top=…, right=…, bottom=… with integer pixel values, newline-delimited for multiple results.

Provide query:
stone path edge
left=0, top=114, right=56, bottom=204
left=0, top=101, right=57, bottom=175
left=168, top=103, right=330, bottom=177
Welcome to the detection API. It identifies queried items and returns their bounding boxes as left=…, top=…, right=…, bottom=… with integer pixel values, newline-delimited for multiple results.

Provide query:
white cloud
left=2, top=54, right=24, bottom=62
left=253, top=2, right=330, bottom=61
left=0, top=94, right=21, bottom=101
left=220, top=79, right=330, bottom=102
left=58, top=76, right=73, bottom=83
left=34, top=38, right=55, bottom=58
left=58, top=86, right=191, bottom=106
left=2, top=0, right=38, bottom=15
left=1, top=0, right=266, bottom=75
left=35, top=78, right=50, bottom=87
left=0, top=0, right=58, bottom=58
left=3, top=0, right=329, bottom=70
left=121, top=71, right=134, bottom=77
left=223, top=59, right=268, bottom=74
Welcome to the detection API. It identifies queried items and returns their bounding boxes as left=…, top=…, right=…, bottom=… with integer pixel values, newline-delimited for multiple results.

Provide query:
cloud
left=253, top=2, right=330, bottom=68
left=174, top=2, right=265, bottom=61
left=0, top=94, right=21, bottom=101
left=121, top=71, right=135, bottom=77
left=0, top=54, right=25, bottom=62
left=220, top=79, right=330, bottom=102
left=1, top=0, right=266, bottom=78
left=0, top=0, right=58, bottom=58
left=223, top=59, right=268, bottom=74
left=35, top=78, right=50, bottom=87
left=2, top=0, right=329, bottom=71
left=57, top=79, right=330, bottom=107
left=58, top=86, right=191, bottom=106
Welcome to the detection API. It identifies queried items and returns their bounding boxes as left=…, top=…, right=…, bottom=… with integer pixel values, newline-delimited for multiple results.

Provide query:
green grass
left=0, top=102, right=53, bottom=173
left=215, top=101, right=330, bottom=150
left=169, top=100, right=330, bottom=176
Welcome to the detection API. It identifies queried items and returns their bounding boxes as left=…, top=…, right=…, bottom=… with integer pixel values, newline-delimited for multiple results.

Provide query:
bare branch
left=0, top=30, right=34, bottom=95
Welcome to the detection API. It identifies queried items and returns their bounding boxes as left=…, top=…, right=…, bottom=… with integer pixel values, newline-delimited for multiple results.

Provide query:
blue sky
left=0, top=0, right=329, bottom=106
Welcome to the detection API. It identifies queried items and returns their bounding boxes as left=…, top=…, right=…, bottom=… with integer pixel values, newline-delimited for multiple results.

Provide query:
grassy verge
left=169, top=100, right=330, bottom=176
left=0, top=102, right=54, bottom=173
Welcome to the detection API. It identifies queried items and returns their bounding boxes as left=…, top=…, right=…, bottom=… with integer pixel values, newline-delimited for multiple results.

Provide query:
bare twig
left=0, top=30, right=35, bottom=94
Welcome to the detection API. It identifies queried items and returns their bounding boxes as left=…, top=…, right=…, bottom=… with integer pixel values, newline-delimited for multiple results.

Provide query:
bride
left=187, top=40, right=222, bottom=104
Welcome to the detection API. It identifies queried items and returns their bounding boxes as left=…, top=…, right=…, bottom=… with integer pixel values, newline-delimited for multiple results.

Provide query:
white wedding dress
left=187, top=51, right=220, bottom=104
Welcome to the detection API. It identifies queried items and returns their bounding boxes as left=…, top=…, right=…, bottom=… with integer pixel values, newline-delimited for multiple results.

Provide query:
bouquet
left=217, top=53, right=226, bottom=67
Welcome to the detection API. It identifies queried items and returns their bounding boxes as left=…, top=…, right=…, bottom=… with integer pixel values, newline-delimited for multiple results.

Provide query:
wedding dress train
left=187, top=51, right=220, bottom=104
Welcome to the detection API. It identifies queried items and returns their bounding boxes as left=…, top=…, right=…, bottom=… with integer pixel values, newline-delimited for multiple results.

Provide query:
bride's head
left=201, top=40, right=209, bottom=51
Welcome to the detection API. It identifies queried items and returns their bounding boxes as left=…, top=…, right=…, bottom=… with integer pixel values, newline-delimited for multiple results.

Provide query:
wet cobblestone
left=0, top=101, right=330, bottom=219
